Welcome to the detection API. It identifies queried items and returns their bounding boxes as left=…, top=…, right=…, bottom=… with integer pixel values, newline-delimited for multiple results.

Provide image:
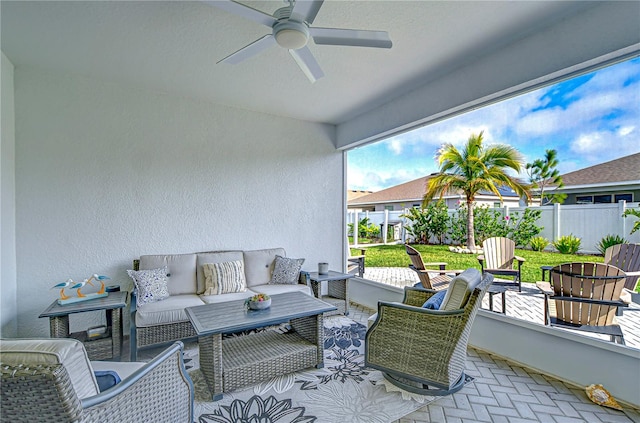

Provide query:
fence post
left=353, top=212, right=359, bottom=247
left=553, top=202, right=561, bottom=242
left=619, top=200, right=627, bottom=237
left=382, top=209, right=389, bottom=244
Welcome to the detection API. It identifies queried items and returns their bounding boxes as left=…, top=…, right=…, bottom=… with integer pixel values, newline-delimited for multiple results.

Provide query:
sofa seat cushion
left=200, top=290, right=257, bottom=304
left=252, top=283, right=312, bottom=297
left=243, top=248, right=286, bottom=287
left=196, top=251, right=243, bottom=294
left=0, top=338, right=99, bottom=399
left=135, top=294, right=205, bottom=327
left=139, top=254, right=197, bottom=296
left=92, top=360, right=145, bottom=381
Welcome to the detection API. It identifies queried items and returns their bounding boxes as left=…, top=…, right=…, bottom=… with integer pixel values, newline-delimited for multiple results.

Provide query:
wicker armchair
left=365, top=269, right=492, bottom=395
left=1, top=339, right=193, bottom=422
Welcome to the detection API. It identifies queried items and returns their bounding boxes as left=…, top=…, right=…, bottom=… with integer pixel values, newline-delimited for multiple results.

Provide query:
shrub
left=530, top=236, right=549, bottom=252
left=507, top=209, right=543, bottom=247
left=401, top=202, right=449, bottom=244
left=596, top=235, right=627, bottom=255
left=553, top=235, right=581, bottom=254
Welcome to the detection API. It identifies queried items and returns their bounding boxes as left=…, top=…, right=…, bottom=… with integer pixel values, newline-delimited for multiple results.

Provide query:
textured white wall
left=14, top=67, right=341, bottom=337
left=1, top=52, right=17, bottom=337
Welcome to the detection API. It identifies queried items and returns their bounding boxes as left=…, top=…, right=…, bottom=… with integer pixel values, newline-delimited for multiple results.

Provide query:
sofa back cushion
left=196, top=251, right=243, bottom=294
left=0, top=338, right=99, bottom=399
left=139, top=254, right=197, bottom=295
left=243, top=248, right=286, bottom=287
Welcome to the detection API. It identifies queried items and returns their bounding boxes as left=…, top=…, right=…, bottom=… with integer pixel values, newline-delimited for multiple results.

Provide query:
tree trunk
left=466, top=199, right=476, bottom=251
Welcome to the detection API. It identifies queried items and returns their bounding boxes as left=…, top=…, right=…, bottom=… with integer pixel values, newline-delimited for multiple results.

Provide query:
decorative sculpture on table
left=51, top=274, right=111, bottom=305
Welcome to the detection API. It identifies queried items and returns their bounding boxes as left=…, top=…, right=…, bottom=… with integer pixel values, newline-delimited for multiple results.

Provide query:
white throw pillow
left=202, top=260, right=247, bottom=295
left=127, top=266, right=170, bottom=306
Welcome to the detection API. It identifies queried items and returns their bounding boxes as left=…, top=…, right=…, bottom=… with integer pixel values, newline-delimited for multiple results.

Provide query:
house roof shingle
left=558, top=152, right=640, bottom=187
left=348, top=174, right=518, bottom=206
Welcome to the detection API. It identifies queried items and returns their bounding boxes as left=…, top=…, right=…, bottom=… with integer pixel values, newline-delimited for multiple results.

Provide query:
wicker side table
left=307, top=270, right=354, bottom=316
left=39, top=291, right=128, bottom=360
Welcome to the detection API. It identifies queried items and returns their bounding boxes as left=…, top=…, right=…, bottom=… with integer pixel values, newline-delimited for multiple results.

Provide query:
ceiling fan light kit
left=209, top=0, right=392, bottom=82
left=274, top=21, right=309, bottom=50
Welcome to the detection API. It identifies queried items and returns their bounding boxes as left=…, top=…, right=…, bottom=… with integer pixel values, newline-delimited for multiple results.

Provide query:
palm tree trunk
left=466, top=199, right=476, bottom=251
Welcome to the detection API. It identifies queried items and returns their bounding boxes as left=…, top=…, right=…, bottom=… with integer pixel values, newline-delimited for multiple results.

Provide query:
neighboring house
left=347, top=190, right=374, bottom=203
left=550, top=152, right=640, bottom=205
left=348, top=174, right=522, bottom=212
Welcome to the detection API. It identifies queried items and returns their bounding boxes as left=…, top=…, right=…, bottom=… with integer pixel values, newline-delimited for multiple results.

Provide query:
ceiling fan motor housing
left=273, top=20, right=309, bottom=50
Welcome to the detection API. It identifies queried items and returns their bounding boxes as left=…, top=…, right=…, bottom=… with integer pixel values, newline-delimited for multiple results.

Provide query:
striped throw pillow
left=202, top=260, right=247, bottom=295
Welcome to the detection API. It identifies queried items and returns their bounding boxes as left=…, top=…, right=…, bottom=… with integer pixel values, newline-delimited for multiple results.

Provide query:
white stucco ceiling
left=0, top=1, right=608, bottom=125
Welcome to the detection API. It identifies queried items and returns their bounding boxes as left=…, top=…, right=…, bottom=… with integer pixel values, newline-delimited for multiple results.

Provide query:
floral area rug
left=185, top=316, right=474, bottom=423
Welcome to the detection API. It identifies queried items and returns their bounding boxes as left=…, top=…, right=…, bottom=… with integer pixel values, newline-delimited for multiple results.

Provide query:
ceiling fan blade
left=291, top=0, right=324, bottom=24
left=202, top=0, right=277, bottom=27
left=310, top=27, right=392, bottom=48
left=218, top=34, right=276, bottom=64
left=289, top=47, right=324, bottom=83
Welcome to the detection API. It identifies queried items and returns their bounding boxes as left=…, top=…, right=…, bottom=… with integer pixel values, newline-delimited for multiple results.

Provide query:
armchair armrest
left=83, top=342, right=194, bottom=422
left=535, top=281, right=553, bottom=296
left=514, top=255, right=526, bottom=265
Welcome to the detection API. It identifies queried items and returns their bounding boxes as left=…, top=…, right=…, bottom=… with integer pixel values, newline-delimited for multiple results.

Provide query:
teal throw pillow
left=422, top=290, right=447, bottom=310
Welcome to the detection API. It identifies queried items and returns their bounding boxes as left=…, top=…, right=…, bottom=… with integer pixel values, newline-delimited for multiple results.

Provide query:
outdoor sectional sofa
left=129, top=247, right=311, bottom=361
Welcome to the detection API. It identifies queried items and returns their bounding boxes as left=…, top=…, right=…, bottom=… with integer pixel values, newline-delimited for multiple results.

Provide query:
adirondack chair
left=604, top=243, right=640, bottom=292
left=405, top=244, right=461, bottom=290
left=535, top=262, right=628, bottom=344
left=478, top=237, right=525, bottom=291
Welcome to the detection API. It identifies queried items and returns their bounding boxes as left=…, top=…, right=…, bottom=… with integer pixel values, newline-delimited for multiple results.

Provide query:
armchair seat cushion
left=92, top=360, right=145, bottom=381
left=135, top=294, right=205, bottom=327
left=0, top=338, right=99, bottom=399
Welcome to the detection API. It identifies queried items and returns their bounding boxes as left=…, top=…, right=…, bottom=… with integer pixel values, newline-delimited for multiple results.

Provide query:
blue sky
left=347, top=57, right=640, bottom=192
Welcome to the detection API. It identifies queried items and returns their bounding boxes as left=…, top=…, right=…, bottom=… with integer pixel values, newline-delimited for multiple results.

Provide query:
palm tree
left=423, top=132, right=531, bottom=251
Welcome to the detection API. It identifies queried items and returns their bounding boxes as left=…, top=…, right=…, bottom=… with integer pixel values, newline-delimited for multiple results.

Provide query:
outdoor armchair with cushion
left=1, top=338, right=193, bottom=422
left=405, top=244, right=463, bottom=290
left=478, top=237, right=525, bottom=291
left=365, top=268, right=493, bottom=395
left=535, top=262, right=628, bottom=344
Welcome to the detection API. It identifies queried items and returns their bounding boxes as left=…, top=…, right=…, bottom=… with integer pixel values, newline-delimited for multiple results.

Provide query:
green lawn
left=352, top=244, right=605, bottom=286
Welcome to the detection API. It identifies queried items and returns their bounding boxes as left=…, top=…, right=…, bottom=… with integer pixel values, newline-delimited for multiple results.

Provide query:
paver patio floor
left=349, top=267, right=640, bottom=422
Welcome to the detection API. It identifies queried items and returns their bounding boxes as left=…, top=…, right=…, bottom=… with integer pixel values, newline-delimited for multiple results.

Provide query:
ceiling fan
left=205, top=0, right=392, bottom=83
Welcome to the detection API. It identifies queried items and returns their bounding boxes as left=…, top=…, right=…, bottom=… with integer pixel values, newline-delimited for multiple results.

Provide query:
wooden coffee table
left=185, top=291, right=336, bottom=400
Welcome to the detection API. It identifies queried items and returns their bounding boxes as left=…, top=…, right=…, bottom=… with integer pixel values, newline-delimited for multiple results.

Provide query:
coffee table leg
left=291, top=314, right=324, bottom=368
left=199, top=334, right=224, bottom=401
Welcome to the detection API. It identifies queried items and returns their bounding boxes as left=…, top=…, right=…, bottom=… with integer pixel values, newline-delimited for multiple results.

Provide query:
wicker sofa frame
left=1, top=341, right=193, bottom=423
left=130, top=257, right=310, bottom=360
left=365, top=272, right=492, bottom=396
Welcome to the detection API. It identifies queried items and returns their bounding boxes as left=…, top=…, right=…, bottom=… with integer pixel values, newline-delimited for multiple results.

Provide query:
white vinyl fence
left=347, top=201, right=640, bottom=254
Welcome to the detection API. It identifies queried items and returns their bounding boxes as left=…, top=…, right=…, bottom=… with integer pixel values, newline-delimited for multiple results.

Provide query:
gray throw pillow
left=269, top=255, right=305, bottom=284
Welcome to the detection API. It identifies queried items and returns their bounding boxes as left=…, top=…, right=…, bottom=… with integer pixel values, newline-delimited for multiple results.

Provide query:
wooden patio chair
left=604, top=243, right=640, bottom=292
left=405, top=244, right=462, bottom=290
left=347, top=247, right=366, bottom=277
left=535, top=262, right=628, bottom=344
left=478, top=237, right=525, bottom=291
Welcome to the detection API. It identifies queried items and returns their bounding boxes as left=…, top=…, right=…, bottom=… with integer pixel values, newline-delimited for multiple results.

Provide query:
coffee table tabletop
left=185, top=291, right=336, bottom=336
